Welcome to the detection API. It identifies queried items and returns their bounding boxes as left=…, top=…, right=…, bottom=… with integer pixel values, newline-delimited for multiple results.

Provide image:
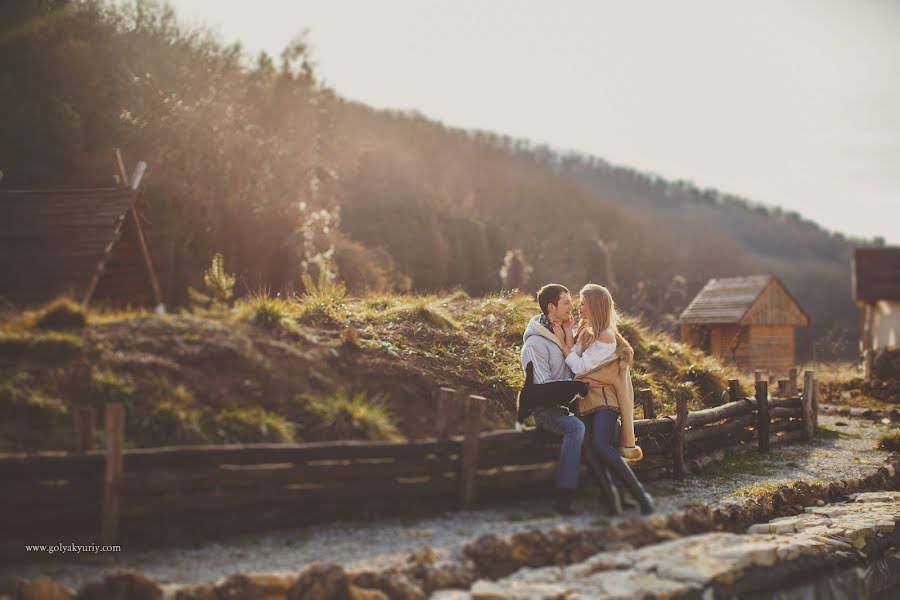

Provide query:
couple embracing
left=520, top=283, right=655, bottom=516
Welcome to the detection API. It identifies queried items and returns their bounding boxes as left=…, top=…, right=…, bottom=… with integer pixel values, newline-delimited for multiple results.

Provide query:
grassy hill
left=0, top=284, right=747, bottom=453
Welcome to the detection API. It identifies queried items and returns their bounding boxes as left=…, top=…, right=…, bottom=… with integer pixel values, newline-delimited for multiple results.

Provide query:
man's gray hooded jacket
left=520, top=314, right=573, bottom=384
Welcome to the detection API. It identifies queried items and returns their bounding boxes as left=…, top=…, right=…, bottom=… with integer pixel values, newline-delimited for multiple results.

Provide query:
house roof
left=853, top=247, right=900, bottom=303
left=0, top=187, right=141, bottom=306
left=679, top=275, right=809, bottom=326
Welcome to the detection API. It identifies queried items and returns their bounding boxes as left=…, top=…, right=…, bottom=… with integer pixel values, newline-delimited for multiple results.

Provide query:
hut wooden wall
left=90, top=210, right=157, bottom=308
left=747, top=325, right=794, bottom=372
left=742, top=281, right=808, bottom=327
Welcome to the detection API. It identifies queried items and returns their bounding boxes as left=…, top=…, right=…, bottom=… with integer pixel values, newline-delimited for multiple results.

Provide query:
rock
left=348, top=586, right=388, bottom=600
left=16, top=577, right=73, bottom=600
left=430, top=591, right=471, bottom=600
left=216, top=573, right=295, bottom=600
left=76, top=572, right=163, bottom=600
left=174, top=583, right=218, bottom=600
left=288, top=563, right=350, bottom=600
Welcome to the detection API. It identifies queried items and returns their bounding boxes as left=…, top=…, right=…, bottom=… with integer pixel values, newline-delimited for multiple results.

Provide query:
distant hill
left=0, top=0, right=881, bottom=358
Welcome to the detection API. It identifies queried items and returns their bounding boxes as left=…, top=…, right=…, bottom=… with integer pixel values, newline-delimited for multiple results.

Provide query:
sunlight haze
left=162, top=0, right=900, bottom=243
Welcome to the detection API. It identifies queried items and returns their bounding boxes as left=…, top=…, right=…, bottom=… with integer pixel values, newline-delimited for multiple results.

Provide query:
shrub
left=204, top=407, right=296, bottom=443
left=203, top=253, right=236, bottom=304
left=33, top=297, right=87, bottom=331
left=238, top=291, right=292, bottom=329
left=302, top=389, right=401, bottom=441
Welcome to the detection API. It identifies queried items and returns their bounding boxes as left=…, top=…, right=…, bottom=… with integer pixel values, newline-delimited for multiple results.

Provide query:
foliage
left=203, top=253, right=236, bottom=304
left=301, top=389, right=402, bottom=442
left=32, top=297, right=87, bottom=331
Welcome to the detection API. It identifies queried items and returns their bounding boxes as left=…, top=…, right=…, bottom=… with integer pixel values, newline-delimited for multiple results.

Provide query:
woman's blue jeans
left=582, top=409, right=625, bottom=468
left=533, top=407, right=585, bottom=490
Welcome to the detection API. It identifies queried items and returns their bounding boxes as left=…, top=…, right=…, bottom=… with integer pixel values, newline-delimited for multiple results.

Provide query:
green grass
left=205, top=407, right=297, bottom=444
left=299, top=389, right=402, bottom=442
left=236, top=291, right=293, bottom=329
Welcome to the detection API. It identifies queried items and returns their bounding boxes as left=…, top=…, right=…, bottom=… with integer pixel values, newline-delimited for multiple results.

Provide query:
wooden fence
left=0, top=370, right=818, bottom=549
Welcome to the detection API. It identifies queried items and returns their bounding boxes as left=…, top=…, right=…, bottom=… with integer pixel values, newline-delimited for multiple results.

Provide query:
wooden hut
left=852, top=247, right=900, bottom=378
left=679, top=275, right=809, bottom=372
left=0, top=170, right=162, bottom=310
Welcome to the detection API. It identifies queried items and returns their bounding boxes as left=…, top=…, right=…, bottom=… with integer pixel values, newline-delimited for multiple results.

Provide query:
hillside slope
left=0, top=293, right=742, bottom=453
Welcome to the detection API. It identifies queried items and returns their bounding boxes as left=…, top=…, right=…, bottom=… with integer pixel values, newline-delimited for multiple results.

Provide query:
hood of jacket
left=523, top=314, right=564, bottom=351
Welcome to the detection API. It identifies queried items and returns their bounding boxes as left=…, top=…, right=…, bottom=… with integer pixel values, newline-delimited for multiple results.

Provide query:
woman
left=552, top=283, right=655, bottom=515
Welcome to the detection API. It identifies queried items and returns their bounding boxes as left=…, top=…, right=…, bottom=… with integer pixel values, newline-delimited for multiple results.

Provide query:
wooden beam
left=114, top=148, right=129, bottom=186
left=435, top=387, right=455, bottom=440
left=129, top=161, right=147, bottom=191
left=129, top=202, right=163, bottom=308
left=638, top=388, right=655, bottom=420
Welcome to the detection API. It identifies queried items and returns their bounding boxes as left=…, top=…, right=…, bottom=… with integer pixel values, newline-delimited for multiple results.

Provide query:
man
left=520, top=284, right=588, bottom=514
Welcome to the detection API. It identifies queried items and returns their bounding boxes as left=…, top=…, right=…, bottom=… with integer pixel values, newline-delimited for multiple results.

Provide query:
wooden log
left=634, top=418, right=676, bottom=436
left=754, top=370, right=764, bottom=382
left=756, top=381, right=770, bottom=453
left=770, top=406, right=803, bottom=419
left=789, top=368, right=798, bottom=397
left=770, top=418, right=803, bottom=433
left=684, top=413, right=757, bottom=445
left=101, top=403, right=124, bottom=546
left=74, top=406, right=96, bottom=454
left=120, top=457, right=460, bottom=495
left=685, top=429, right=754, bottom=456
left=686, top=398, right=755, bottom=428
left=769, top=397, right=802, bottom=410
left=638, top=388, right=655, bottom=419
left=435, top=387, right=456, bottom=440
left=672, top=389, right=689, bottom=479
left=459, top=395, right=485, bottom=505
left=728, top=379, right=741, bottom=404
left=0, top=478, right=100, bottom=508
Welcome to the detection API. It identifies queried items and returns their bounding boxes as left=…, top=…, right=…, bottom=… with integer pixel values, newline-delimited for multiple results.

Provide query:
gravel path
left=2, top=414, right=896, bottom=591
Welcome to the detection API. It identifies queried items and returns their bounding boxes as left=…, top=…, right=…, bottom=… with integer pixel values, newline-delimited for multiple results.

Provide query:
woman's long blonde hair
left=576, top=284, right=621, bottom=352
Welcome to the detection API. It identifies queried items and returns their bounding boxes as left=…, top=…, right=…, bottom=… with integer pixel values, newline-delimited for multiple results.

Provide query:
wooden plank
left=479, top=446, right=559, bottom=469
left=756, top=381, right=770, bottom=453
left=635, top=418, right=676, bottom=436
left=684, top=414, right=757, bottom=444
left=0, top=478, right=100, bottom=508
left=686, top=398, right=755, bottom=428
left=119, top=439, right=459, bottom=470
left=638, top=388, right=655, bottom=419
left=0, top=452, right=105, bottom=480
left=789, top=368, right=799, bottom=396
left=120, top=457, right=459, bottom=495
left=121, top=476, right=459, bottom=520
left=459, top=395, right=485, bottom=505
left=672, top=389, right=689, bottom=478
left=101, top=403, right=124, bottom=546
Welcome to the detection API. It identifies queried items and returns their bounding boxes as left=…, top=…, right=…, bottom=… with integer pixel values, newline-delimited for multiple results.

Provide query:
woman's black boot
left=607, top=459, right=655, bottom=515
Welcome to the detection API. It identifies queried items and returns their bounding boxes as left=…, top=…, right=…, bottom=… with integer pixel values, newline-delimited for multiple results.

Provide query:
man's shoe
left=554, top=489, right=577, bottom=515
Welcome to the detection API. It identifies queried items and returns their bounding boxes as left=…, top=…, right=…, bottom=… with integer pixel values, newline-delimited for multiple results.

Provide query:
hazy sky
left=164, top=0, right=899, bottom=243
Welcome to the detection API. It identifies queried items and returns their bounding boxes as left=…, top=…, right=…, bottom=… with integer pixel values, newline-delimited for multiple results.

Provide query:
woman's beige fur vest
left=574, top=333, right=643, bottom=461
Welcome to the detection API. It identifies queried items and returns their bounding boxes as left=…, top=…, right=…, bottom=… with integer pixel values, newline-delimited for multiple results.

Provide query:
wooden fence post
left=728, top=379, right=741, bottom=403
left=74, top=406, right=96, bottom=454
left=812, top=376, right=819, bottom=428
left=788, top=368, right=798, bottom=397
left=459, top=395, right=485, bottom=505
left=638, top=388, right=655, bottom=420
left=672, top=389, right=689, bottom=478
left=756, top=381, right=770, bottom=453
left=101, top=402, right=124, bottom=546
left=754, top=370, right=764, bottom=383
left=800, top=376, right=814, bottom=441
left=436, top=387, right=456, bottom=440
left=777, top=380, right=788, bottom=399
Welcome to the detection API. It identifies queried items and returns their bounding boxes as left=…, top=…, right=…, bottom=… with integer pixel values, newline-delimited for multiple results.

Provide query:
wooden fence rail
left=0, top=371, right=818, bottom=548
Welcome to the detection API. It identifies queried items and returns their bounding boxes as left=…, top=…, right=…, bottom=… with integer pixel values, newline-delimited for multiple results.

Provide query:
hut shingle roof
left=679, top=275, right=808, bottom=326
left=0, top=187, right=140, bottom=306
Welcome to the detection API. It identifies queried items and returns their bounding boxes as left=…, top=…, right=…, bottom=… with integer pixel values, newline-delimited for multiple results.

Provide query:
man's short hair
left=537, top=284, right=570, bottom=315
